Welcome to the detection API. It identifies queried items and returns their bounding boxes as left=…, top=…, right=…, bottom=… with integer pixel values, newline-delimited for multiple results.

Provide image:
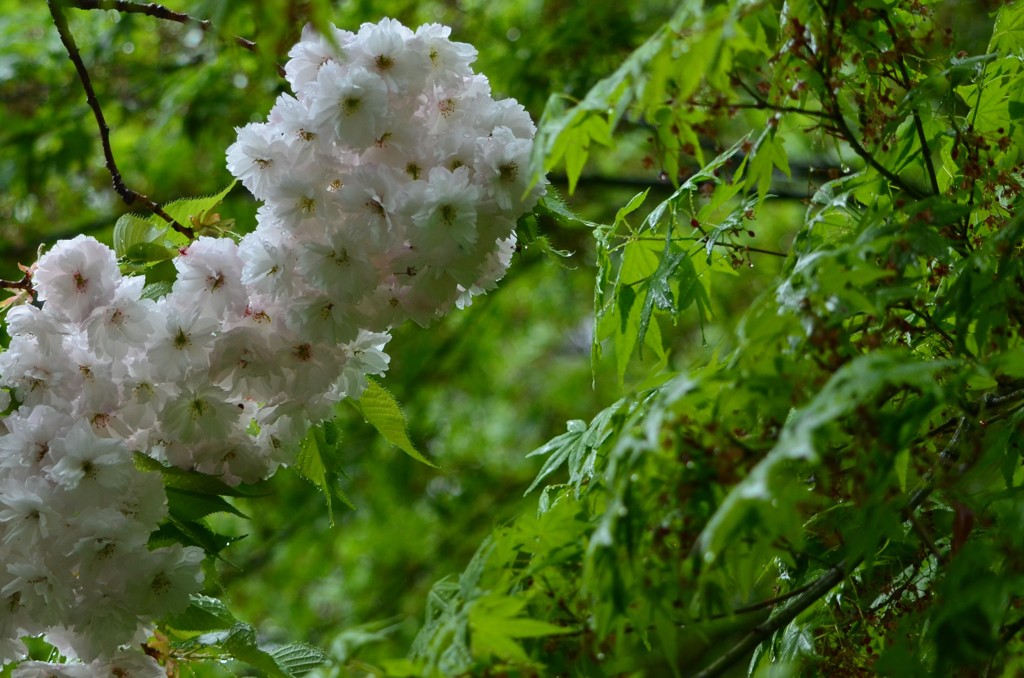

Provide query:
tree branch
left=880, top=11, right=940, bottom=196
left=726, top=78, right=831, bottom=121
left=814, top=1, right=927, bottom=199
left=66, top=0, right=258, bottom=53
left=47, top=0, right=194, bottom=239
left=0, top=274, right=34, bottom=294
left=693, top=559, right=854, bottom=678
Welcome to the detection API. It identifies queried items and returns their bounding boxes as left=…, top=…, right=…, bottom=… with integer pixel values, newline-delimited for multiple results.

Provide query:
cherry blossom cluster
left=0, top=17, right=542, bottom=674
left=0, top=235, right=390, bottom=667
left=228, top=18, right=544, bottom=336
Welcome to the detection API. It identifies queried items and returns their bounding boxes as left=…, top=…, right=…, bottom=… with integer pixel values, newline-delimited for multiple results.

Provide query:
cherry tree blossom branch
left=0, top=275, right=33, bottom=293
left=0, top=271, right=37, bottom=306
left=47, top=0, right=195, bottom=239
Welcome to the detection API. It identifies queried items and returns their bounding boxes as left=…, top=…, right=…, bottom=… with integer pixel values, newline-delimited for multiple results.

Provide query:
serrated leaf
left=295, top=421, right=354, bottom=526
left=125, top=242, right=175, bottom=264
left=524, top=427, right=583, bottom=495
left=357, top=378, right=437, bottom=467
left=535, top=189, right=599, bottom=230
left=267, top=643, right=326, bottom=676
left=189, top=621, right=321, bottom=677
left=614, top=189, right=649, bottom=228
left=170, top=516, right=240, bottom=554
left=469, top=594, right=574, bottom=663
left=114, top=213, right=161, bottom=258
left=221, top=623, right=292, bottom=678
left=160, top=181, right=236, bottom=242
left=525, top=400, right=623, bottom=495
left=699, top=352, right=949, bottom=563
left=141, top=281, right=173, bottom=300
left=164, top=595, right=238, bottom=634
left=637, top=245, right=685, bottom=352
left=133, top=452, right=267, bottom=497
left=989, top=0, right=1024, bottom=53
left=166, top=487, right=247, bottom=522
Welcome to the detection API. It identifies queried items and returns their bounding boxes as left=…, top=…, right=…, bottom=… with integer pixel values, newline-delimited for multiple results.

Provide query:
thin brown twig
left=623, top=235, right=788, bottom=258
left=47, top=0, right=195, bottom=239
left=0, top=277, right=33, bottom=293
left=0, top=272, right=37, bottom=305
left=67, top=0, right=258, bottom=53
left=880, top=11, right=940, bottom=196
left=814, top=1, right=927, bottom=199
left=727, top=78, right=831, bottom=120
left=899, top=301, right=969, bottom=359
left=1001, top=615, right=1024, bottom=643
left=693, top=558, right=855, bottom=678
left=908, top=513, right=946, bottom=564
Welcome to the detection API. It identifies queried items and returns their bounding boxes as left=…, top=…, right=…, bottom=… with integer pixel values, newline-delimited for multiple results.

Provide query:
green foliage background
left=4, top=0, right=1024, bottom=676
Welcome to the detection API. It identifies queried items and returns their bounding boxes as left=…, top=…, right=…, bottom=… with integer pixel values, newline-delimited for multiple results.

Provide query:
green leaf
left=295, top=420, right=354, bottom=526
left=125, top=241, right=175, bottom=264
left=356, top=378, right=436, bottom=467
left=469, top=594, right=573, bottom=663
left=377, top=658, right=423, bottom=677
left=113, top=213, right=160, bottom=258
left=698, top=352, right=949, bottom=562
left=614, top=189, right=649, bottom=228
left=141, top=280, right=173, bottom=300
left=164, top=595, right=238, bottom=634
left=989, top=0, right=1024, bottom=53
left=524, top=424, right=584, bottom=495
left=220, top=623, right=292, bottom=678
left=894, top=449, right=910, bottom=493
left=535, top=189, right=600, bottom=230
left=636, top=236, right=685, bottom=352
left=267, top=643, right=326, bottom=676
left=152, top=515, right=239, bottom=555
left=525, top=398, right=626, bottom=496
left=133, top=453, right=267, bottom=497
left=160, top=181, right=236, bottom=240
left=165, top=487, right=247, bottom=522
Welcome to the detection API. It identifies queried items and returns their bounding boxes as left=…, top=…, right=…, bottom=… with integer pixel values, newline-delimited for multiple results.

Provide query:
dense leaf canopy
left=2, top=0, right=1024, bottom=676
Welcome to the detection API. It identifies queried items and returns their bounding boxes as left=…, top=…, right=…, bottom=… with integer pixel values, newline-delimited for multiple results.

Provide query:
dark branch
left=47, top=0, right=194, bottom=239
left=0, top=272, right=37, bottom=305
left=881, top=11, right=940, bottom=196
left=693, top=559, right=854, bottom=678
left=814, top=1, right=927, bottom=199
left=823, top=85, right=927, bottom=200
left=731, top=77, right=831, bottom=120
left=626, top=235, right=788, bottom=258
left=0, top=275, right=34, bottom=293
left=1001, top=615, right=1024, bottom=643
left=549, top=172, right=818, bottom=202
left=67, top=0, right=258, bottom=53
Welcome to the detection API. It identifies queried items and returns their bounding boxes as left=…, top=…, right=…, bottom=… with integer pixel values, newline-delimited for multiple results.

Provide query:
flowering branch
left=66, top=0, right=258, bottom=53
left=0, top=17, right=543, bottom=670
left=0, top=275, right=32, bottom=293
left=0, top=267, right=37, bottom=309
left=47, top=0, right=195, bottom=239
